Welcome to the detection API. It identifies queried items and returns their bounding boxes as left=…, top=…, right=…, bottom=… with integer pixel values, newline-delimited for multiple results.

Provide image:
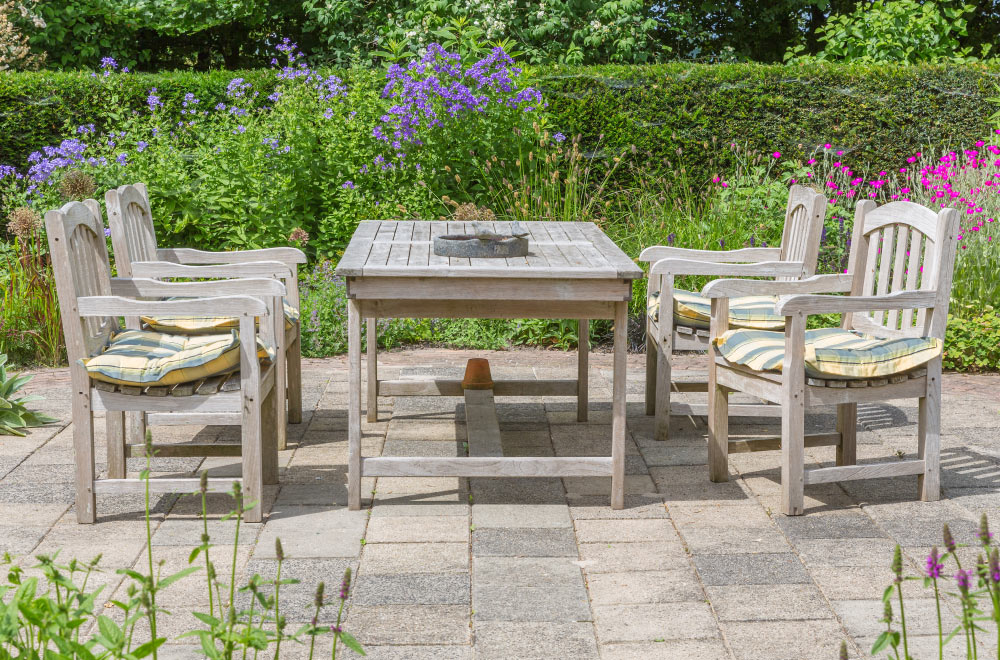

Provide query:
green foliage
left=943, top=308, right=1000, bottom=372
left=785, top=0, right=990, bottom=65
left=0, top=353, right=56, bottom=435
left=1, top=235, right=62, bottom=366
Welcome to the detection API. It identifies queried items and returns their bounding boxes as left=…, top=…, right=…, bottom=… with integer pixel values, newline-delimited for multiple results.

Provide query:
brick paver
left=7, top=349, right=1000, bottom=659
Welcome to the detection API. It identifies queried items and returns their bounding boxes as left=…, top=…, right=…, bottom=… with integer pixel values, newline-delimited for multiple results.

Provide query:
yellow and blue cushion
left=83, top=330, right=274, bottom=387
left=648, top=289, right=786, bottom=330
left=141, top=303, right=299, bottom=334
left=714, top=327, right=942, bottom=379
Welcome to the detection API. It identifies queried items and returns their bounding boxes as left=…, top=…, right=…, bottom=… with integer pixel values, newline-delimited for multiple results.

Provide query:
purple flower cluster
left=76, top=124, right=96, bottom=135
left=26, top=139, right=88, bottom=183
left=147, top=88, right=163, bottom=112
left=925, top=547, right=943, bottom=578
left=181, top=92, right=200, bottom=114
left=374, top=44, right=543, bottom=157
left=226, top=78, right=252, bottom=98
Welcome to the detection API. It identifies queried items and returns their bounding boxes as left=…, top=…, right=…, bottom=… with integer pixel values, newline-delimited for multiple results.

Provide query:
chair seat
left=83, top=329, right=271, bottom=387
left=714, top=327, right=942, bottom=380
left=647, top=289, right=786, bottom=330
left=141, top=303, right=299, bottom=335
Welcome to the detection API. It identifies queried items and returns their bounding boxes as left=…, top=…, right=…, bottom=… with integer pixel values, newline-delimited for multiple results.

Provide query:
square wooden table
left=336, top=220, right=643, bottom=510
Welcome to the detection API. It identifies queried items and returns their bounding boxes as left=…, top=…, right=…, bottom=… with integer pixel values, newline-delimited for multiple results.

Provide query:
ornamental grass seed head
left=891, top=544, right=903, bottom=584
left=59, top=170, right=96, bottom=201
left=943, top=523, right=956, bottom=552
left=979, top=513, right=993, bottom=546
left=6, top=206, right=40, bottom=241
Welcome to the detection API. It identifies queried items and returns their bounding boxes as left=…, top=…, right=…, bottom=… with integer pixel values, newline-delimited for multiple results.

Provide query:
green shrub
left=943, top=308, right=1000, bottom=372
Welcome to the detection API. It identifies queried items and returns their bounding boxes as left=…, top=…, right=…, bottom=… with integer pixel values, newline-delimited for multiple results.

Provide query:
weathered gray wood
left=701, top=273, right=853, bottom=298
left=146, top=412, right=242, bottom=425
left=611, top=300, right=627, bottom=510
left=79, top=293, right=267, bottom=318
left=836, top=403, right=857, bottom=466
left=650, top=259, right=805, bottom=278
left=106, top=411, right=126, bottom=479
left=804, top=460, right=926, bottom=485
left=728, top=432, right=842, bottom=453
left=362, top=456, right=612, bottom=478
left=128, top=442, right=242, bottom=457
left=367, top=318, right=378, bottom=423
left=919, top=359, right=942, bottom=501
left=781, top=313, right=807, bottom=515
left=638, top=245, right=781, bottom=263
left=94, top=478, right=240, bottom=494
left=358, top=299, right=618, bottom=321
left=348, top=298, right=362, bottom=511
left=378, top=379, right=578, bottom=397
left=464, top=389, right=503, bottom=458
left=130, top=260, right=292, bottom=280
left=347, top=277, right=630, bottom=301
left=708, top=297, right=730, bottom=482
left=775, top=290, right=936, bottom=316
left=577, top=318, right=589, bottom=422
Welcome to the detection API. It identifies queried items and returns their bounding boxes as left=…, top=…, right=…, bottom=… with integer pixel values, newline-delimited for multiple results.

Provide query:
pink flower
left=836, top=150, right=843, bottom=156
left=721, top=182, right=728, bottom=188
left=807, top=158, right=816, bottom=165
left=824, top=143, right=831, bottom=149
left=772, top=151, right=781, bottom=159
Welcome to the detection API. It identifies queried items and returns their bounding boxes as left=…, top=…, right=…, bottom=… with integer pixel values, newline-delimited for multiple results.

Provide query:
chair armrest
left=109, top=277, right=286, bottom=298
left=775, top=291, right=937, bottom=316
left=649, top=258, right=805, bottom=278
left=638, top=246, right=781, bottom=263
left=77, top=295, right=267, bottom=318
left=131, top=261, right=293, bottom=280
left=701, top=274, right=853, bottom=298
left=157, top=247, right=307, bottom=266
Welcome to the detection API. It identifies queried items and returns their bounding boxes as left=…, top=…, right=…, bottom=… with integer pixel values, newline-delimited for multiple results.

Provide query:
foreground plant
left=862, top=513, right=1000, bottom=659
left=0, top=352, right=56, bottom=435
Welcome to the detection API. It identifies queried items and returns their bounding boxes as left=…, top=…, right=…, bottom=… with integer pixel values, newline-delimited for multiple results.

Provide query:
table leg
left=577, top=318, right=589, bottom=422
left=367, top=318, right=378, bottom=423
left=348, top=300, right=362, bottom=511
left=611, top=301, right=627, bottom=510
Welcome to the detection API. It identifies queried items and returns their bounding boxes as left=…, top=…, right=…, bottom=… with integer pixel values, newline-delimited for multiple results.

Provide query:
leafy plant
left=0, top=353, right=56, bottom=435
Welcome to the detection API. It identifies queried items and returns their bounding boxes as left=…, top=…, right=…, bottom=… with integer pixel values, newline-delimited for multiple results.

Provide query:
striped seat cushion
left=647, top=289, right=786, bottom=330
left=83, top=330, right=272, bottom=387
left=714, top=327, right=942, bottom=379
left=142, top=303, right=299, bottom=334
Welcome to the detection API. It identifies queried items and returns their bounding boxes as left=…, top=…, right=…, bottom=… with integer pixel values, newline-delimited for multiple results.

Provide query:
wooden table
left=336, top=220, right=644, bottom=510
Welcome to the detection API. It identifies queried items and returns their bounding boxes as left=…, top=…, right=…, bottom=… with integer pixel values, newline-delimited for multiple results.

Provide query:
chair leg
left=242, top=392, right=265, bottom=525
left=73, top=379, right=96, bottom=524
left=781, top=393, right=806, bottom=516
left=275, top=341, right=289, bottom=453
left=707, top=381, right=729, bottom=483
left=577, top=319, right=589, bottom=422
left=644, top=330, right=657, bottom=416
left=836, top=403, right=857, bottom=466
left=918, top=360, right=942, bottom=502
left=106, top=411, right=126, bottom=479
left=653, top=344, right=671, bottom=441
left=286, top=330, right=303, bottom=425
left=261, top=385, right=279, bottom=486
left=366, top=318, right=378, bottom=423
left=125, top=411, right=146, bottom=447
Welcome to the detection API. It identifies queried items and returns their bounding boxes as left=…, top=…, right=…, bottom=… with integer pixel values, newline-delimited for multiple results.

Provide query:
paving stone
left=256, top=506, right=368, bottom=558
left=593, top=602, right=717, bottom=642
left=639, top=443, right=710, bottom=467
left=360, top=542, right=468, bottom=574
left=381, top=439, right=462, bottom=457
left=587, top=570, right=703, bottom=605
left=473, top=622, right=598, bottom=659
left=721, top=619, right=849, bottom=660
left=598, top=640, right=730, bottom=660
left=472, top=503, right=571, bottom=528
left=855, top=634, right=985, bottom=660
left=352, top=572, right=470, bottom=605
left=832, top=598, right=961, bottom=639
left=793, top=538, right=899, bottom=567
left=472, top=527, right=577, bottom=557
left=566, top=494, right=669, bottom=519
left=809, top=564, right=902, bottom=600
left=693, top=553, right=812, bottom=586
left=775, top=511, right=885, bottom=539
left=366, top=515, right=468, bottom=543
left=370, top=502, right=470, bottom=517
left=577, top=541, right=686, bottom=573
left=574, top=518, right=678, bottom=543
left=707, top=584, right=833, bottom=621
left=469, top=477, right=565, bottom=505
left=346, top=604, right=471, bottom=645
left=152, top=518, right=258, bottom=546
left=0, top=525, right=48, bottom=554
left=679, top=525, right=793, bottom=554
left=863, top=500, right=979, bottom=546
left=649, top=467, right=754, bottom=505
left=339, top=647, right=472, bottom=660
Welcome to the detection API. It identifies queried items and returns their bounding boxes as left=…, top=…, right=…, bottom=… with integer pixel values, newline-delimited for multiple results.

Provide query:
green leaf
left=338, top=631, right=366, bottom=655
left=132, top=637, right=166, bottom=658
left=98, top=614, right=124, bottom=647
left=870, top=631, right=891, bottom=654
left=157, top=565, right=200, bottom=589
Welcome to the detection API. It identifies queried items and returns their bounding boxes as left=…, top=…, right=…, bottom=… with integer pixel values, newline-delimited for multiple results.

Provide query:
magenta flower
left=771, top=151, right=780, bottom=159
left=926, top=547, right=943, bottom=578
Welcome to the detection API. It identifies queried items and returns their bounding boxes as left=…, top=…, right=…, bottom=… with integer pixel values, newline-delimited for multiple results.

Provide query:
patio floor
left=6, top=348, right=1000, bottom=659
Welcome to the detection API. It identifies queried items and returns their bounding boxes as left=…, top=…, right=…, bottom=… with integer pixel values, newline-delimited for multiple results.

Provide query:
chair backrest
left=45, top=200, right=120, bottom=363
left=776, top=184, right=827, bottom=281
left=106, top=182, right=157, bottom=277
left=845, top=200, right=960, bottom=341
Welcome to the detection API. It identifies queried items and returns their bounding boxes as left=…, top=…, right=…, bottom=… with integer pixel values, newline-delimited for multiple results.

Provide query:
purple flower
left=215, top=102, right=226, bottom=111
left=341, top=180, right=354, bottom=189
left=956, top=568, right=973, bottom=595
left=104, top=227, right=111, bottom=237
left=553, top=132, right=566, bottom=143
left=323, top=108, right=334, bottom=119
left=76, top=124, right=95, bottom=135
left=182, top=92, right=199, bottom=107
left=925, top=547, right=943, bottom=578
left=233, top=125, right=246, bottom=134
left=268, top=91, right=282, bottom=102
left=136, top=140, right=148, bottom=152
left=226, top=78, right=251, bottom=98
left=100, top=56, right=118, bottom=71
left=147, top=88, right=163, bottom=112
left=116, top=152, right=128, bottom=165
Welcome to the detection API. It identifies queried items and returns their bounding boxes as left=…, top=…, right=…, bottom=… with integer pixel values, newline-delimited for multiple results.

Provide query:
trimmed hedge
left=1, top=62, right=998, bottom=175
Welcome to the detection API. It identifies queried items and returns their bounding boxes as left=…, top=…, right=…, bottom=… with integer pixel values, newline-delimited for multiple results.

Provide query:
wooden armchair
left=47, top=200, right=285, bottom=523
left=703, top=200, right=960, bottom=515
left=638, top=185, right=826, bottom=440
left=105, top=183, right=307, bottom=449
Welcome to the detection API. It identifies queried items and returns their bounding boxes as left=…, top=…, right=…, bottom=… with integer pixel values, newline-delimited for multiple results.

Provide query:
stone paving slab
left=9, top=350, right=1000, bottom=659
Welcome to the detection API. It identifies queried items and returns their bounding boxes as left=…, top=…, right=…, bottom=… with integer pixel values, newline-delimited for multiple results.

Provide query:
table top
left=336, top=220, right=643, bottom=280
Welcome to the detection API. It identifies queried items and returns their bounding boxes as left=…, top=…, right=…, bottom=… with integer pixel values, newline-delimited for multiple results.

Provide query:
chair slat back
left=776, top=185, right=826, bottom=281
left=106, top=182, right=156, bottom=277
left=848, top=200, right=960, bottom=340
left=45, top=200, right=119, bottom=362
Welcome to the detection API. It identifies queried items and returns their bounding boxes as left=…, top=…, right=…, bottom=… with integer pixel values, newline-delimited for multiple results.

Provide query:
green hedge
left=2, top=62, right=998, bottom=175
